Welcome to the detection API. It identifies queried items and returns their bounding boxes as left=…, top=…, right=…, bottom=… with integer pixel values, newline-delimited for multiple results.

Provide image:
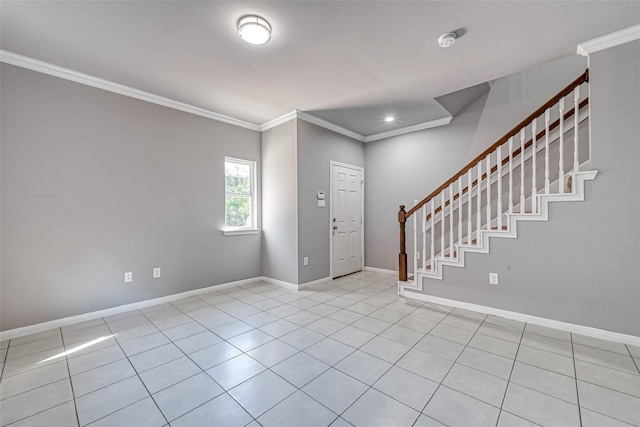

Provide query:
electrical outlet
left=416, top=252, right=421, bottom=260
left=124, top=272, right=133, bottom=283
left=153, top=268, right=161, bottom=278
left=303, top=257, right=309, bottom=266
left=489, top=272, right=499, bottom=285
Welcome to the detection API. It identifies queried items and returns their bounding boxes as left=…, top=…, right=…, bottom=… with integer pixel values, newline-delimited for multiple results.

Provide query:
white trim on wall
left=298, top=276, right=332, bottom=289
left=297, top=112, right=365, bottom=142
left=401, top=289, right=640, bottom=347
left=4, top=271, right=637, bottom=346
left=260, top=276, right=299, bottom=291
left=0, top=50, right=261, bottom=131
left=577, top=24, right=640, bottom=56
left=364, top=266, right=398, bottom=275
left=1, top=51, right=454, bottom=140
left=0, top=275, right=315, bottom=341
left=0, top=276, right=264, bottom=341
left=363, top=116, right=452, bottom=142
left=260, top=111, right=298, bottom=132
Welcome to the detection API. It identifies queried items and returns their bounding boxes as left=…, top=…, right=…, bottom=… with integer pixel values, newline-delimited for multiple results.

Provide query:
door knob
left=333, top=226, right=338, bottom=230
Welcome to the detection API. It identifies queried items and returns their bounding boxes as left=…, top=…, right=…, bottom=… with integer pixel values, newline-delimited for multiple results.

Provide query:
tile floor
left=1, top=271, right=639, bottom=427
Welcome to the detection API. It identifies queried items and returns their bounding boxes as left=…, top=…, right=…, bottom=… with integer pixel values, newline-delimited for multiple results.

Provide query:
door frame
left=329, top=161, right=365, bottom=279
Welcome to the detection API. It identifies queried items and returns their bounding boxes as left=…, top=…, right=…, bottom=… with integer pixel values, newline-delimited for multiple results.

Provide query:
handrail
left=404, top=69, right=589, bottom=220
left=425, top=97, right=588, bottom=221
left=397, top=69, right=589, bottom=282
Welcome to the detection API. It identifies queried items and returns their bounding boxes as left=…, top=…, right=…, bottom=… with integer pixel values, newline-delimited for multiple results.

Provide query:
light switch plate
left=489, top=273, right=499, bottom=285
left=153, top=268, right=161, bottom=278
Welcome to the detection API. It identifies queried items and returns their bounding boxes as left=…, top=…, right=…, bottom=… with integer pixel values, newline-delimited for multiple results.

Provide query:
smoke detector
left=438, top=32, right=457, bottom=48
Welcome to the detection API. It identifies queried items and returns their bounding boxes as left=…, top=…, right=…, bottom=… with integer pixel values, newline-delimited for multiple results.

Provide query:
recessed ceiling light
left=238, top=15, right=271, bottom=45
left=438, top=32, right=457, bottom=48
left=384, top=116, right=395, bottom=122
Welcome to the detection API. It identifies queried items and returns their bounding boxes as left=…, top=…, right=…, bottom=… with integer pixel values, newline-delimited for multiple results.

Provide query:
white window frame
left=223, top=157, right=258, bottom=235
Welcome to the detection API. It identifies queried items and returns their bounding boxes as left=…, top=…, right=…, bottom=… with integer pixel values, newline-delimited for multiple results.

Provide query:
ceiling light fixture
left=384, top=116, right=395, bottom=122
left=238, top=15, right=272, bottom=45
left=438, top=32, right=457, bottom=48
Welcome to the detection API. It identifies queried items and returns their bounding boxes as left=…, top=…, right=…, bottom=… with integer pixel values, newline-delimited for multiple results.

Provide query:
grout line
left=0, top=277, right=459, bottom=424
left=102, top=315, right=170, bottom=426
left=498, top=409, right=545, bottom=426
left=6, top=275, right=388, bottom=426
left=12, top=273, right=633, bottom=427
left=414, top=310, right=488, bottom=425
left=208, top=275, right=411, bottom=423
left=0, top=333, right=76, bottom=426
left=60, top=327, right=82, bottom=427
left=625, top=344, right=640, bottom=375
left=497, top=318, right=526, bottom=425
left=0, top=337, right=11, bottom=380
left=1, top=397, right=76, bottom=427
left=83, top=396, right=158, bottom=427
left=570, top=333, right=584, bottom=427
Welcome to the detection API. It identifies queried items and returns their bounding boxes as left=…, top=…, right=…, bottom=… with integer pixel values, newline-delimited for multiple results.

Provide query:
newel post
left=398, top=205, right=408, bottom=281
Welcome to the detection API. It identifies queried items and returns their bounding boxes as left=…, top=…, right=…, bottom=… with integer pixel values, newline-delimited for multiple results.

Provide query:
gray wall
left=261, top=120, right=299, bottom=284
left=364, top=91, right=489, bottom=272
left=296, top=119, right=365, bottom=284
left=1, top=64, right=262, bottom=331
left=364, top=55, right=587, bottom=273
left=412, top=43, right=640, bottom=336
left=466, top=55, right=588, bottom=161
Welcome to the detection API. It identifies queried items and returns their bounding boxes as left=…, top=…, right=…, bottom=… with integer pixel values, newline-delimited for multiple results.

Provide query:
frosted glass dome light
left=238, top=16, right=272, bottom=45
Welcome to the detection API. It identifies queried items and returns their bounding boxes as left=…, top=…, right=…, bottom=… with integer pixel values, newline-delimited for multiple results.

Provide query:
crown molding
left=0, top=50, right=454, bottom=139
left=260, top=110, right=298, bottom=131
left=0, top=50, right=262, bottom=132
left=577, top=24, right=640, bottom=56
left=363, top=116, right=452, bottom=142
left=262, top=110, right=454, bottom=143
left=296, top=112, right=366, bottom=142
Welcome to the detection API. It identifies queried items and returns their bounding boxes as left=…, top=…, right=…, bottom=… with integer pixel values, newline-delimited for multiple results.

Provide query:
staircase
left=397, top=70, right=596, bottom=294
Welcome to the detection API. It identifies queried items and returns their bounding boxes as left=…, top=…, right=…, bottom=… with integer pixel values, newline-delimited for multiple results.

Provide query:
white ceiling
left=2, top=1, right=639, bottom=135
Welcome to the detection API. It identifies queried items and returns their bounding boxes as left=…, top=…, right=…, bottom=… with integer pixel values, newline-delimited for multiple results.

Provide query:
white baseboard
left=258, top=276, right=299, bottom=291
left=0, top=275, right=295, bottom=341
left=401, top=289, right=640, bottom=347
left=364, top=266, right=398, bottom=275
left=298, top=276, right=332, bottom=289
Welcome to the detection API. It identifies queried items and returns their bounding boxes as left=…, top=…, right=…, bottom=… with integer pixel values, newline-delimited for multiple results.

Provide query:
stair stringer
left=399, top=170, right=598, bottom=293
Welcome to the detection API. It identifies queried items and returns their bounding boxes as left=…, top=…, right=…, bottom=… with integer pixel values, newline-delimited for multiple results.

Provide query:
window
left=224, top=157, right=256, bottom=232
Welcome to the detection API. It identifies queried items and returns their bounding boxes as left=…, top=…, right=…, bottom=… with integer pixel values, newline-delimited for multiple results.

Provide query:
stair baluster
left=559, top=97, right=565, bottom=194
left=467, top=169, right=473, bottom=245
left=440, top=191, right=445, bottom=259
left=449, top=183, right=454, bottom=258
left=497, top=144, right=503, bottom=230
left=458, top=176, right=463, bottom=248
left=532, top=118, right=538, bottom=213
left=486, top=154, right=492, bottom=230
left=476, top=161, right=482, bottom=244
left=422, top=202, right=426, bottom=271
left=545, top=109, right=551, bottom=194
left=520, top=128, right=526, bottom=213
left=573, top=86, right=580, bottom=175
left=430, top=199, right=435, bottom=270
left=509, top=137, right=514, bottom=213
left=413, top=199, right=418, bottom=280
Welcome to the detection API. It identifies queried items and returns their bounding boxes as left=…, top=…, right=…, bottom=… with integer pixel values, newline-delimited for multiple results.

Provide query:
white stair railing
left=399, top=70, right=590, bottom=282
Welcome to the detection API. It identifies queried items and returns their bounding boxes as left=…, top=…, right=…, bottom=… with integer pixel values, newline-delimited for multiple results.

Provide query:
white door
left=332, top=163, right=363, bottom=278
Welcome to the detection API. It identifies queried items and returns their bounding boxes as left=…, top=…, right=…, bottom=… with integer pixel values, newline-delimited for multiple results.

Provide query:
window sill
left=223, top=229, right=260, bottom=236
